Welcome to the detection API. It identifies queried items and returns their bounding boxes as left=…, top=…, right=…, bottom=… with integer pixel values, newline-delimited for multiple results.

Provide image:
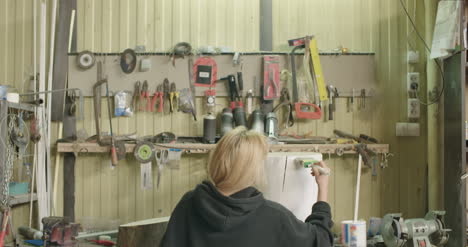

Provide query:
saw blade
left=134, top=141, right=155, bottom=163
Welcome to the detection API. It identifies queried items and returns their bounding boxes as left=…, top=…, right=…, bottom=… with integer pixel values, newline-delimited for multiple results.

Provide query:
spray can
left=220, top=108, right=234, bottom=136
left=233, top=107, right=247, bottom=127
left=265, top=112, right=278, bottom=139
left=203, top=113, right=217, bottom=144
left=250, top=109, right=265, bottom=134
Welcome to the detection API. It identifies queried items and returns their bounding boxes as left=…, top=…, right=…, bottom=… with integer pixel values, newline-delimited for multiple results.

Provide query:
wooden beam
left=443, top=53, right=466, bottom=247
left=51, top=0, right=75, bottom=121
left=56, top=142, right=390, bottom=155
left=62, top=92, right=77, bottom=220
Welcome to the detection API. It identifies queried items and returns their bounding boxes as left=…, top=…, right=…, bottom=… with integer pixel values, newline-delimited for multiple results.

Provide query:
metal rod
left=20, top=88, right=84, bottom=121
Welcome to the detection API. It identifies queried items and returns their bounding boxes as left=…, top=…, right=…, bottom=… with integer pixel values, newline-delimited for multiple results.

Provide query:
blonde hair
left=208, top=127, right=268, bottom=194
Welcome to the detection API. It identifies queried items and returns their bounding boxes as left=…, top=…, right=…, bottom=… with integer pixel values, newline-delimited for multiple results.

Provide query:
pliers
left=151, top=84, right=164, bottom=112
left=132, top=81, right=141, bottom=112
left=273, top=88, right=294, bottom=127
left=266, top=70, right=279, bottom=98
left=140, top=80, right=150, bottom=111
left=169, top=82, right=179, bottom=113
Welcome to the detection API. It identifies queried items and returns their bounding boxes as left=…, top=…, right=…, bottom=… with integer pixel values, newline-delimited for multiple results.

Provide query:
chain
left=2, top=115, right=16, bottom=207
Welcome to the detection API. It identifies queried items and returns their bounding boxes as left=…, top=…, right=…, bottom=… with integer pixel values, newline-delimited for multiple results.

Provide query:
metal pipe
left=20, top=88, right=84, bottom=121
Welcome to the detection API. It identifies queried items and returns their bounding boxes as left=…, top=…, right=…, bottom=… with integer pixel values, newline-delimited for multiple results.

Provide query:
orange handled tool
left=0, top=210, right=10, bottom=247
left=290, top=40, right=322, bottom=120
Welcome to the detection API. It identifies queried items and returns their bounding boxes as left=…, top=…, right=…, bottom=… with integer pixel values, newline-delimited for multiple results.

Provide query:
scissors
left=155, top=149, right=169, bottom=188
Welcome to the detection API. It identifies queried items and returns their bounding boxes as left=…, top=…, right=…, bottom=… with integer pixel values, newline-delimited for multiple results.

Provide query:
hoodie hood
left=192, top=181, right=265, bottom=232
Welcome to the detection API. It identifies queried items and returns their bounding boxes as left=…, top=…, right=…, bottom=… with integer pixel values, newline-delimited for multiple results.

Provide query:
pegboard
left=68, top=53, right=376, bottom=97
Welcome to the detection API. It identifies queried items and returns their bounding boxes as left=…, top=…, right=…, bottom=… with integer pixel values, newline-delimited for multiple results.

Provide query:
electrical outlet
left=407, top=72, right=420, bottom=92
left=407, top=51, right=420, bottom=64
left=408, top=99, right=420, bottom=119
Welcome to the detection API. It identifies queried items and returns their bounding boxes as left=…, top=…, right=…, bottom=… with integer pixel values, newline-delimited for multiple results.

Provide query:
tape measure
left=134, top=141, right=155, bottom=163
left=76, top=50, right=95, bottom=70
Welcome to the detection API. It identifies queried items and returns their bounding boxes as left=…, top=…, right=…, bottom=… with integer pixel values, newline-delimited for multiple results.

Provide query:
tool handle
left=158, top=94, right=163, bottom=113
left=150, top=94, right=157, bottom=112
left=237, top=72, right=244, bottom=91
left=328, top=103, right=333, bottom=120
left=146, top=96, right=151, bottom=112
left=111, top=146, right=118, bottom=166
left=170, top=93, right=174, bottom=112
left=294, top=102, right=322, bottom=119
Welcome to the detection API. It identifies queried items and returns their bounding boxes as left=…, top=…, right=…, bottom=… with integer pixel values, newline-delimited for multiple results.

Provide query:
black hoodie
left=160, top=181, right=334, bottom=247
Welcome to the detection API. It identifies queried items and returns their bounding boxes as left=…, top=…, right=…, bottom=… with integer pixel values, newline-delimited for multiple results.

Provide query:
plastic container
left=341, top=220, right=366, bottom=247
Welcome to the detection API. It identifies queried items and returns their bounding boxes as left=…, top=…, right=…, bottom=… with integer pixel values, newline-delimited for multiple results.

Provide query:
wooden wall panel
left=0, top=0, right=432, bottom=231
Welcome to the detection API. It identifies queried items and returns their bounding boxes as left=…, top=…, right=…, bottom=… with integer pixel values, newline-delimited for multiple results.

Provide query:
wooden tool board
left=68, top=53, right=376, bottom=97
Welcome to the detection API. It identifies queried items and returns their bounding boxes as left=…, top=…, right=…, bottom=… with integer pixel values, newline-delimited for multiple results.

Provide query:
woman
left=161, top=127, right=333, bottom=247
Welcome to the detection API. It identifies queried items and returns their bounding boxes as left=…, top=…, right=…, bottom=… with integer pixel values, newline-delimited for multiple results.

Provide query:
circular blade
left=134, top=141, right=155, bottom=163
left=120, top=48, right=137, bottom=74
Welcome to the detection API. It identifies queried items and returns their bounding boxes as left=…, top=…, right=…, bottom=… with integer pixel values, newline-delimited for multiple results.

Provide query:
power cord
left=399, top=0, right=446, bottom=106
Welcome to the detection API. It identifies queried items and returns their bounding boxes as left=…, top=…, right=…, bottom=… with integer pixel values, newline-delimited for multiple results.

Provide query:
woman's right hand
left=311, top=161, right=330, bottom=202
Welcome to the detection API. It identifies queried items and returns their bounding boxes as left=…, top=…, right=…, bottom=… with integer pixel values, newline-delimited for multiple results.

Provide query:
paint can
left=220, top=108, right=233, bottom=136
left=233, top=106, right=247, bottom=127
left=341, top=220, right=366, bottom=247
left=203, top=113, right=217, bottom=144
left=250, top=109, right=264, bottom=134
left=265, top=112, right=278, bottom=139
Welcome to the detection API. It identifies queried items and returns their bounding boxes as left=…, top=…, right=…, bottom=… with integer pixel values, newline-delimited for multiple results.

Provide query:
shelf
left=6, top=102, right=38, bottom=112
left=10, top=193, right=37, bottom=206
left=57, top=142, right=390, bottom=154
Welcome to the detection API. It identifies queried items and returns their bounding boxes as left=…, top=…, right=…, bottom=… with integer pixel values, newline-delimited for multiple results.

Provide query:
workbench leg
left=63, top=94, right=76, bottom=221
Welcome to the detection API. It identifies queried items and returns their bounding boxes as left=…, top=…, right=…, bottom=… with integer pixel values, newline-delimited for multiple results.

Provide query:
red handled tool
left=290, top=39, right=322, bottom=119
left=0, top=210, right=9, bottom=247
left=151, top=84, right=164, bottom=113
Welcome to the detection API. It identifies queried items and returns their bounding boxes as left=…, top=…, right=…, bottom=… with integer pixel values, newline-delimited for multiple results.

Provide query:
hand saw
left=290, top=36, right=322, bottom=119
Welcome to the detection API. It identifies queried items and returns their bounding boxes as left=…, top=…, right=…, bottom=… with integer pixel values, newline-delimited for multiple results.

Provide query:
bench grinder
left=381, top=211, right=450, bottom=247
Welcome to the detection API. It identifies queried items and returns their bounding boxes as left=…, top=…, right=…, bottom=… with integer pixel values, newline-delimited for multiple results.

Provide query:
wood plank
left=57, top=142, right=390, bottom=154
left=51, top=0, right=75, bottom=121
left=152, top=99, right=172, bottom=218
left=68, top=55, right=377, bottom=98
left=315, top=100, right=337, bottom=232
left=333, top=98, right=355, bottom=224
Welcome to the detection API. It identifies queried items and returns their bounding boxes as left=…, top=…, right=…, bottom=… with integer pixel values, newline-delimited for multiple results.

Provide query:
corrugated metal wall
left=0, top=0, right=432, bottom=233
left=77, top=0, right=260, bottom=52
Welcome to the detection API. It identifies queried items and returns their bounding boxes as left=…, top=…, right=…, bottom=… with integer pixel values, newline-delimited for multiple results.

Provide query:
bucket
left=341, top=220, right=366, bottom=247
